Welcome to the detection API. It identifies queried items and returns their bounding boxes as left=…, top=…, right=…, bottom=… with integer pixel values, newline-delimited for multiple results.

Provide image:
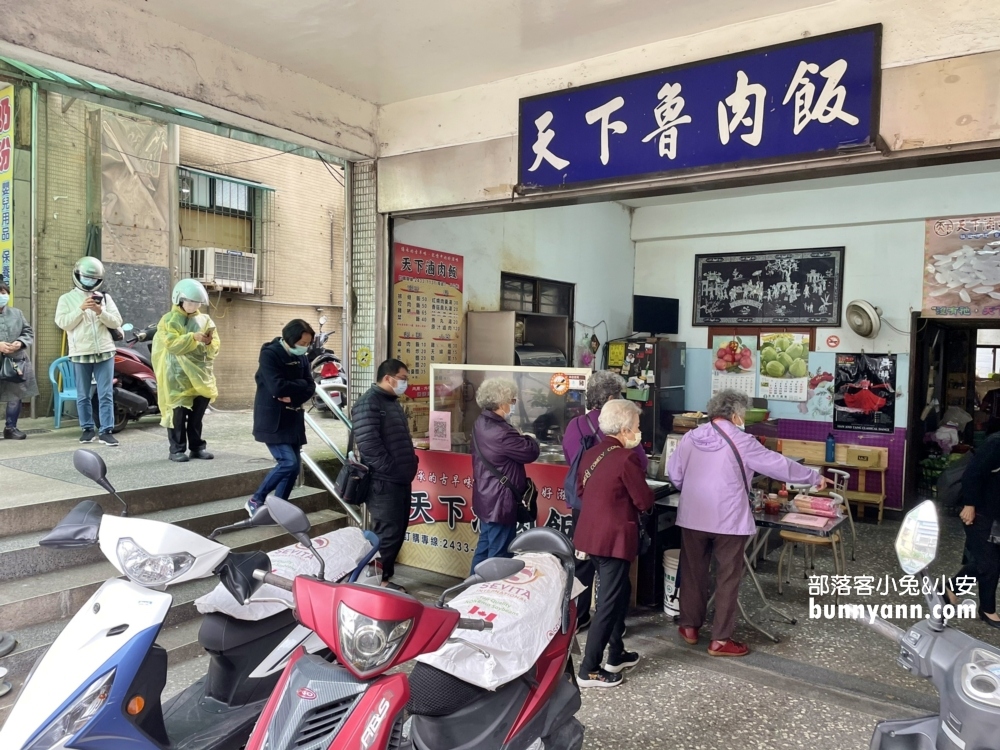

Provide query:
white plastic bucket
left=663, top=549, right=680, bottom=617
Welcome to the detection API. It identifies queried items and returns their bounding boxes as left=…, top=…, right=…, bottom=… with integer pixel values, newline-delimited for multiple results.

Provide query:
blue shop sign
left=518, top=25, right=881, bottom=192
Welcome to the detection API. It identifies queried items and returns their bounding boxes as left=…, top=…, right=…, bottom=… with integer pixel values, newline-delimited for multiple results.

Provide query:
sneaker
left=577, top=668, right=623, bottom=688
left=80, top=429, right=97, bottom=444
left=605, top=650, right=640, bottom=674
left=3, top=427, right=26, bottom=440
left=245, top=497, right=262, bottom=517
left=169, top=452, right=190, bottom=463
left=189, top=449, right=214, bottom=460
left=99, top=432, right=119, bottom=447
left=708, top=639, right=750, bottom=657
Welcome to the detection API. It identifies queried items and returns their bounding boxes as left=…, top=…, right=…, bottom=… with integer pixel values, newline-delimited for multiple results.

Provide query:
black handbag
left=472, top=430, right=538, bottom=525
left=335, top=431, right=372, bottom=506
left=989, top=519, right=1000, bottom=545
left=0, top=354, right=26, bottom=383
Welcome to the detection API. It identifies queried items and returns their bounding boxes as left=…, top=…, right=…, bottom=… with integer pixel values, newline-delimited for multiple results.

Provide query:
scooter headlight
left=26, top=669, right=114, bottom=750
left=117, top=538, right=194, bottom=586
left=337, top=602, right=412, bottom=675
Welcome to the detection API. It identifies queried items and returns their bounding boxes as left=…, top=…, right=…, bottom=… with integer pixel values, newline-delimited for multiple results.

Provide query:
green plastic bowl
left=744, top=408, right=770, bottom=425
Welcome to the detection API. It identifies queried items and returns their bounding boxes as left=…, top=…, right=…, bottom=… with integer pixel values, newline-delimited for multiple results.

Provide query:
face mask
left=290, top=345, right=308, bottom=356
left=181, top=301, right=201, bottom=314
left=734, top=419, right=746, bottom=431
left=503, top=405, right=513, bottom=421
left=0, top=294, right=8, bottom=308
left=624, top=429, right=642, bottom=450
left=392, top=378, right=408, bottom=397
left=79, top=276, right=100, bottom=290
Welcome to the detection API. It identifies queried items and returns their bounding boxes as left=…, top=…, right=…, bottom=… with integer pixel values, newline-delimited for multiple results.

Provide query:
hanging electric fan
left=845, top=300, right=882, bottom=339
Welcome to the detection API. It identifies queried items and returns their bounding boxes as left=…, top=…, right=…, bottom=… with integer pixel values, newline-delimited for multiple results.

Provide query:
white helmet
left=172, top=278, right=209, bottom=307
left=73, top=257, right=105, bottom=292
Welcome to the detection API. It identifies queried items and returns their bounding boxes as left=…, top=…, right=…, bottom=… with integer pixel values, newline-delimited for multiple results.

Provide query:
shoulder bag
left=0, top=353, right=26, bottom=383
left=712, top=421, right=753, bottom=504
left=335, top=417, right=378, bottom=506
left=472, top=429, right=538, bottom=525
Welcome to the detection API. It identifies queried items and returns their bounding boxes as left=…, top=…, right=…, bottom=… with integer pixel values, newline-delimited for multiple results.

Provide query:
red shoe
left=678, top=626, right=699, bottom=645
left=708, top=639, right=749, bottom=657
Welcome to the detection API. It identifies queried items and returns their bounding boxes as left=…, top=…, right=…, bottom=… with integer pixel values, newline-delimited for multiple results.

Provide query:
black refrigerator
left=606, top=337, right=686, bottom=455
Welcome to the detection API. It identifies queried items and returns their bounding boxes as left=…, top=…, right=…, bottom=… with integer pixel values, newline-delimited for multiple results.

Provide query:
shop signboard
left=922, top=214, right=1000, bottom=319
left=0, top=84, right=13, bottom=296
left=518, top=26, right=881, bottom=193
left=398, top=452, right=572, bottom=578
left=391, top=243, right=464, bottom=434
left=833, top=352, right=896, bottom=433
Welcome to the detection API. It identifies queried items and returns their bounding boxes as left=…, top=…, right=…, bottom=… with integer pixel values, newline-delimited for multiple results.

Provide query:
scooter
left=89, top=323, right=160, bottom=433
left=309, top=315, right=347, bottom=416
left=0, top=449, right=380, bottom=750
left=851, top=499, right=1000, bottom=749
left=239, top=496, right=585, bottom=750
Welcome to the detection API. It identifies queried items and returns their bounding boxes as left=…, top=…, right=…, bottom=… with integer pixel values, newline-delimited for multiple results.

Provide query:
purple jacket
left=472, top=410, right=541, bottom=526
left=667, top=419, right=820, bottom=536
left=562, top=409, right=648, bottom=471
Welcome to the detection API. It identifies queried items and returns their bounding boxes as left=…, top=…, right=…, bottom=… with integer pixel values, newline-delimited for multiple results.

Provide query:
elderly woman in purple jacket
left=470, top=377, right=540, bottom=572
left=668, top=389, right=826, bottom=657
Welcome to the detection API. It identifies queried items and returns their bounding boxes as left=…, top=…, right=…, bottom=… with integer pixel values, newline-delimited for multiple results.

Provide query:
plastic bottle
left=826, top=433, right=836, bottom=463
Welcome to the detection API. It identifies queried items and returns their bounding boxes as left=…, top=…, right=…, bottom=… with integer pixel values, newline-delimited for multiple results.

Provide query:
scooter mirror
left=264, top=494, right=311, bottom=536
left=319, top=316, right=327, bottom=326
left=895, top=499, right=939, bottom=575
left=474, top=557, right=526, bottom=584
left=73, top=449, right=112, bottom=489
left=122, top=323, right=134, bottom=332
left=249, top=505, right=275, bottom=527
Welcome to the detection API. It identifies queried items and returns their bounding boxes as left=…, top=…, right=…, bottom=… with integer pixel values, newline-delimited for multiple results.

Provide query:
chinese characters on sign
left=392, top=244, right=464, bottom=435
left=922, top=215, right=1000, bottom=319
left=519, top=26, right=880, bottom=191
left=0, top=85, right=13, bottom=297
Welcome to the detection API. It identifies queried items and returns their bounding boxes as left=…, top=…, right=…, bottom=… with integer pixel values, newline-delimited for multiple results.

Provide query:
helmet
left=172, top=278, right=209, bottom=307
left=73, top=257, right=105, bottom=292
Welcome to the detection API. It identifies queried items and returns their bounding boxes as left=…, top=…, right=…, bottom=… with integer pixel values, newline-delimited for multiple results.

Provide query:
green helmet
left=73, top=257, right=105, bottom=292
left=172, top=278, right=209, bottom=307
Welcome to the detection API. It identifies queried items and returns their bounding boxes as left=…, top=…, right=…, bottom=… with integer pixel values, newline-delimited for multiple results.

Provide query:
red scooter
left=234, top=497, right=585, bottom=750
left=91, top=323, right=160, bottom=432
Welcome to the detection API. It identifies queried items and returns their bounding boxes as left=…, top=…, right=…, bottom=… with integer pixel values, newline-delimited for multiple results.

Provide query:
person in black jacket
left=353, top=358, right=418, bottom=588
left=952, top=425, right=1000, bottom=628
left=246, top=320, right=317, bottom=515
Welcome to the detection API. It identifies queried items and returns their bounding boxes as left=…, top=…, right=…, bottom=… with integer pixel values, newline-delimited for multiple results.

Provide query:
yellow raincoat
left=152, top=306, right=220, bottom=428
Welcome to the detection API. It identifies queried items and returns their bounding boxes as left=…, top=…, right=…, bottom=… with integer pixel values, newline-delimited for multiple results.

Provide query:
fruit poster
left=712, top=336, right=756, bottom=398
left=922, top=215, right=1000, bottom=319
left=392, top=243, right=464, bottom=435
left=833, top=353, right=897, bottom=434
left=759, top=333, right=810, bottom=401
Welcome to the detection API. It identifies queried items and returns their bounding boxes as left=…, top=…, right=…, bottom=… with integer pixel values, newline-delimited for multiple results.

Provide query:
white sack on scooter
left=416, top=552, right=568, bottom=691
left=195, top=527, right=374, bottom=621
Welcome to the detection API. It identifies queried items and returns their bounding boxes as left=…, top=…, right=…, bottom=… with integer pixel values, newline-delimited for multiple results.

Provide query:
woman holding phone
left=152, top=279, right=220, bottom=463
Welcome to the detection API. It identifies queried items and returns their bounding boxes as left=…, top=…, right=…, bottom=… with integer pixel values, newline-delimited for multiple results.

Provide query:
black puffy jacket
left=252, top=338, right=316, bottom=446
left=352, top=385, right=418, bottom=485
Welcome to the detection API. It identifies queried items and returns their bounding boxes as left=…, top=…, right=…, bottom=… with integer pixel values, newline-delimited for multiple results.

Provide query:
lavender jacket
left=667, top=419, right=820, bottom=536
left=562, top=409, right=648, bottom=471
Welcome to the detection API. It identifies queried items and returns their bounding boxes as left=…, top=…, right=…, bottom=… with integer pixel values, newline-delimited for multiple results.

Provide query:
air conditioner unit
left=181, top=247, right=257, bottom=294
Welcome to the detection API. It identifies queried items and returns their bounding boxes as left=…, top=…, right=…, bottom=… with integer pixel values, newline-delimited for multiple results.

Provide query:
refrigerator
left=606, top=337, right=686, bottom=456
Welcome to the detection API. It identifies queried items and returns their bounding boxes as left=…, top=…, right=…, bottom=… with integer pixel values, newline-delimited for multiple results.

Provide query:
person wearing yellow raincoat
left=153, top=279, right=220, bottom=463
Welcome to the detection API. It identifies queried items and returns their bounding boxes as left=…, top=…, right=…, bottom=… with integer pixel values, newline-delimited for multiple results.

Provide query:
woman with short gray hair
left=470, top=377, right=540, bottom=572
left=667, top=389, right=826, bottom=657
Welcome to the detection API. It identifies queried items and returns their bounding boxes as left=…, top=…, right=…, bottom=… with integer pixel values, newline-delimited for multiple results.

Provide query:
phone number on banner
left=404, top=531, right=473, bottom=554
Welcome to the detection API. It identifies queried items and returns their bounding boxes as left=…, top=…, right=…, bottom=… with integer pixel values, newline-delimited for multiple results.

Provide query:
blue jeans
left=470, top=521, right=517, bottom=574
left=75, top=358, right=115, bottom=434
left=252, top=444, right=301, bottom=503
left=6, top=400, right=21, bottom=428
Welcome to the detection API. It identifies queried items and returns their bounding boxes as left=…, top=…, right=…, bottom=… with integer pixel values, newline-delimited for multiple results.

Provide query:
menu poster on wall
left=922, top=215, right=1000, bottom=319
left=711, top=336, right=756, bottom=398
left=833, top=353, right=897, bottom=433
left=0, top=85, right=13, bottom=299
left=398, top=453, right=573, bottom=578
left=759, top=333, right=810, bottom=402
left=392, top=243, right=464, bottom=435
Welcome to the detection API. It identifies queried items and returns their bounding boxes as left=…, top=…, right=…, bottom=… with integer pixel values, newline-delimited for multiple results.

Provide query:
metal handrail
left=302, top=383, right=364, bottom=526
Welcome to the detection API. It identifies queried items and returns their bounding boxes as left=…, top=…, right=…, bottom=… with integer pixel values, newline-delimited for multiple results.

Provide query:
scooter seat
left=198, top=609, right=296, bottom=653
left=406, top=662, right=489, bottom=717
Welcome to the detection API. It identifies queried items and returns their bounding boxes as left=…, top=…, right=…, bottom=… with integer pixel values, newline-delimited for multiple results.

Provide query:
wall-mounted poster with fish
left=923, top=214, right=1000, bottom=319
left=693, top=248, right=844, bottom=326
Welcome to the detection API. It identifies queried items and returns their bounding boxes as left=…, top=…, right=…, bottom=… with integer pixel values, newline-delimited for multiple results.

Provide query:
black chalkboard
left=693, top=247, right=844, bottom=326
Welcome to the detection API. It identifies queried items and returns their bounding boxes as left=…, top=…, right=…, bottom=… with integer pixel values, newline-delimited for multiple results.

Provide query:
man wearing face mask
left=667, top=389, right=826, bottom=657
left=353, top=359, right=418, bottom=589
left=247, top=319, right=317, bottom=515
left=152, top=279, right=220, bottom=463
left=55, top=257, right=123, bottom=446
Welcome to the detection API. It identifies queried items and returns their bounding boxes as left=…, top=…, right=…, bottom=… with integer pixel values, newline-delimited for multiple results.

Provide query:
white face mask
left=623, top=428, right=642, bottom=450
left=392, top=377, right=408, bottom=397
left=734, top=418, right=746, bottom=431
left=0, top=294, right=8, bottom=308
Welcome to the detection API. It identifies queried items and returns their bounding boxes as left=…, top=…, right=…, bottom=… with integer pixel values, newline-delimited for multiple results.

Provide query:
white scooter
left=0, top=449, right=380, bottom=750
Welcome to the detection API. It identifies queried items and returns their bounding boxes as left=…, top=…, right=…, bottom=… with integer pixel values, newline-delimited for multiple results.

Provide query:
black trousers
left=367, top=479, right=411, bottom=581
left=168, top=396, right=210, bottom=456
left=957, top=515, right=1000, bottom=614
left=580, top=555, right=630, bottom=675
left=571, top=508, right=595, bottom=622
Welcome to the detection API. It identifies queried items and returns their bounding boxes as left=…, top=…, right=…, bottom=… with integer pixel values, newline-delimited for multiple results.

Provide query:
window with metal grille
left=178, top=166, right=275, bottom=295
left=500, top=273, right=574, bottom=318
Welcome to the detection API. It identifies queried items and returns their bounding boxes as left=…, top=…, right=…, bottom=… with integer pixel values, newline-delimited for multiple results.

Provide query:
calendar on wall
left=392, top=244, right=464, bottom=435
left=711, top=336, right=757, bottom=399
left=758, top=332, right=810, bottom=402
